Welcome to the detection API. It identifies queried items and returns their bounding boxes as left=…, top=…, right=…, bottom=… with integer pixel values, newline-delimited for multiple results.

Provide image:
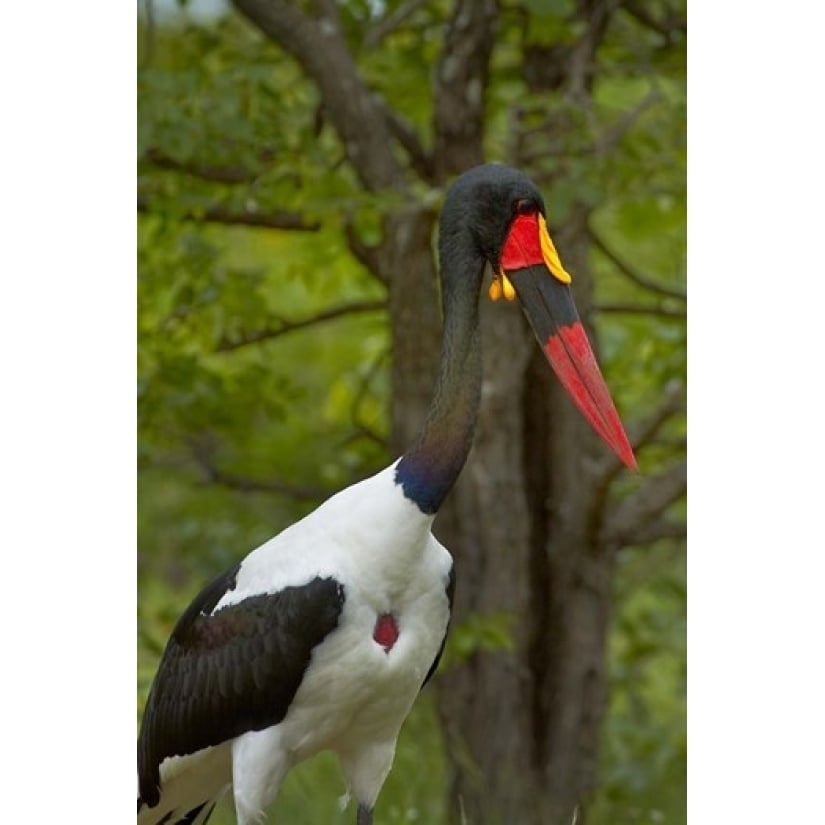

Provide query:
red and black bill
left=501, top=212, right=637, bottom=470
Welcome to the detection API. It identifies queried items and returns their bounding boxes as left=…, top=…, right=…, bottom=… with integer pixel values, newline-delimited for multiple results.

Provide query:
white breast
left=217, top=461, right=453, bottom=758
left=282, top=531, right=452, bottom=758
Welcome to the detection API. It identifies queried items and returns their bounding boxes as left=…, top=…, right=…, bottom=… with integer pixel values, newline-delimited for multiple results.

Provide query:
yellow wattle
left=501, top=272, right=516, bottom=300
left=488, top=272, right=516, bottom=302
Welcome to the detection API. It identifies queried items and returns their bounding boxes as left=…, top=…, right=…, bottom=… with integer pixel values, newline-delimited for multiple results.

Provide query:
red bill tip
left=546, top=323, right=637, bottom=470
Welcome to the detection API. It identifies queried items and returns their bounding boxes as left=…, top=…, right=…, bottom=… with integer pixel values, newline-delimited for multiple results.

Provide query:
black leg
left=356, top=803, right=373, bottom=825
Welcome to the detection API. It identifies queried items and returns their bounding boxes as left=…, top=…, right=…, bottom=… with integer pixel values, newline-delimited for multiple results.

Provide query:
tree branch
left=144, top=147, right=262, bottom=184
left=621, top=0, right=686, bottom=42
left=432, top=0, right=499, bottom=180
left=216, top=299, right=387, bottom=352
left=343, top=216, right=386, bottom=282
left=372, top=95, right=435, bottom=182
left=592, top=87, right=662, bottom=155
left=349, top=348, right=391, bottom=449
left=588, top=224, right=686, bottom=301
left=516, top=88, right=660, bottom=162
left=192, top=447, right=330, bottom=502
left=565, top=0, right=622, bottom=101
left=587, top=380, right=685, bottom=532
left=364, top=0, right=428, bottom=48
left=624, top=516, right=686, bottom=546
left=138, top=193, right=320, bottom=231
left=600, top=459, right=687, bottom=546
left=231, top=0, right=404, bottom=192
left=633, top=384, right=685, bottom=452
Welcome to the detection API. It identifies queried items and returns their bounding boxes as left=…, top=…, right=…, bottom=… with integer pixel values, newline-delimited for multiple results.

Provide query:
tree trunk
left=424, top=202, right=615, bottom=825
left=381, top=207, right=442, bottom=454
left=530, top=206, right=616, bottom=825
left=434, top=293, right=537, bottom=824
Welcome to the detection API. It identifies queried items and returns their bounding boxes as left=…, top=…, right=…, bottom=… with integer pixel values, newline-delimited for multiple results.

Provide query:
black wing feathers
left=138, top=573, right=345, bottom=807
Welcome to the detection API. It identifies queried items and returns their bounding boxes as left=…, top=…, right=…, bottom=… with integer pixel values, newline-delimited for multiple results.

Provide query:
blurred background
left=137, top=1, right=686, bottom=823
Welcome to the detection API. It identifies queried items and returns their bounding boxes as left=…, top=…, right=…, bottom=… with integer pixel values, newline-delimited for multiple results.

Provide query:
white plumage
left=138, top=464, right=452, bottom=825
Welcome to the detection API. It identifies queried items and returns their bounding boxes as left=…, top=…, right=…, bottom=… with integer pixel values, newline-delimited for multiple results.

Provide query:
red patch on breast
left=373, top=613, right=399, bottom=653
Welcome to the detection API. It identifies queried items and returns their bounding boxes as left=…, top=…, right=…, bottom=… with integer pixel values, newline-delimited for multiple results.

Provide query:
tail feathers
left=137, top=742, right=232, bottom=825
left=137, top=796, right=220, bottom=825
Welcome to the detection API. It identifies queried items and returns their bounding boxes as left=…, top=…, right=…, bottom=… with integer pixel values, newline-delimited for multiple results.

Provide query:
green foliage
left=441, top=610, right=515, bottom=667
left=138, top=3, right=685, bottom=823
left=590, top=544, right=687, bottom=824
left=523, top=0, right=581, bottom=46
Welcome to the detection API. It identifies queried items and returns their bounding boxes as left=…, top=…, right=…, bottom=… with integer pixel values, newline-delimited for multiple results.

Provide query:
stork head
left=439, top=163, right=637, bottom=470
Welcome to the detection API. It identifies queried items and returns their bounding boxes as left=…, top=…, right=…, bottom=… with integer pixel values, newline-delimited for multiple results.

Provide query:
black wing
left=422, top=562, right=456, bottom=688
left=138, top=569, right=345, bottom=806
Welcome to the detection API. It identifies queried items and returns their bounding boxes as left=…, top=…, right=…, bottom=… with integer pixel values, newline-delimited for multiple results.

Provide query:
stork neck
left=395, top=273, right=482, bottom=514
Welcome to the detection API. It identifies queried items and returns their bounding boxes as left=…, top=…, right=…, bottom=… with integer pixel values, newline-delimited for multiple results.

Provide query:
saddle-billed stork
left=137, top=163, right=636, bottom=825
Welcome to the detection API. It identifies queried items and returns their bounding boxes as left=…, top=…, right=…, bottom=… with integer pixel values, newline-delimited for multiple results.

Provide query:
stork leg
left=356, top=803, right=373, bottom=825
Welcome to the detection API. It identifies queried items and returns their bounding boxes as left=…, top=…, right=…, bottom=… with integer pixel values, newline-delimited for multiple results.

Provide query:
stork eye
left=514, top=198, right=534, bottom=215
